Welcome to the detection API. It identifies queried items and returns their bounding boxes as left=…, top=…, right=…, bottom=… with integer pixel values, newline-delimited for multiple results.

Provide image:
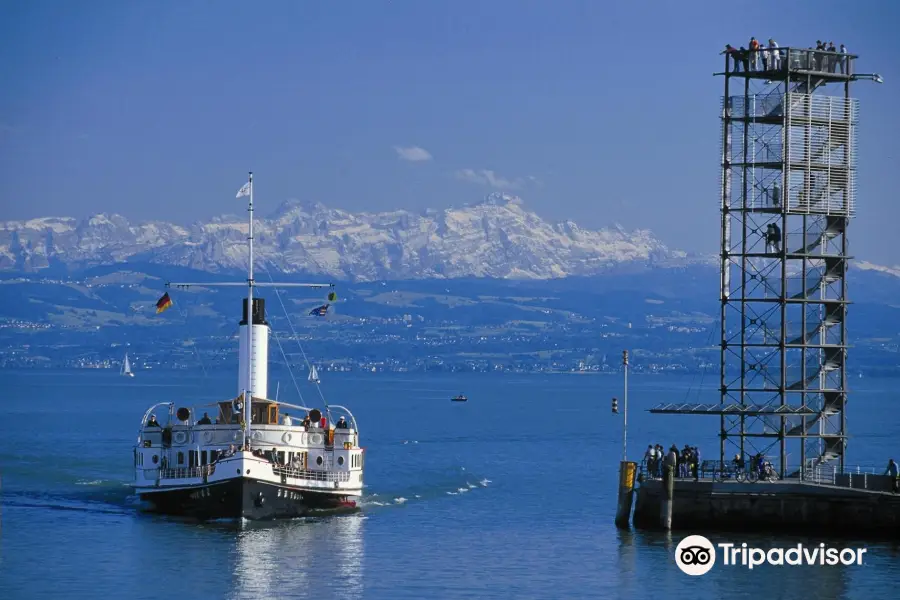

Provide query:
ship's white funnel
left=238, top=298, right=269, bottom=399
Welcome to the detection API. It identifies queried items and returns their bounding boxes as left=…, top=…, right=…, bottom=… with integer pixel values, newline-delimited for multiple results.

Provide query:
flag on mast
left=309, top=304, right=329, bottom=316
left=236, top=181, right=251, bottom=198
left=155, top=292, right=173, bottom=314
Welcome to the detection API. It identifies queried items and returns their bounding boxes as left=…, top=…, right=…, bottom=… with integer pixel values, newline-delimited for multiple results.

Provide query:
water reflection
left=615, top=529, right=638, bottom=596
left=704, top=533, right=850, bottom=600
left=228, top=514, right=365, bottom=600
left=613, top=528, right=865, bottom=600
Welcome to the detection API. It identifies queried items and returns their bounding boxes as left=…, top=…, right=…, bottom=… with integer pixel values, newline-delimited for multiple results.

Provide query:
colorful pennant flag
left=327, top=291, right=337, bottom=302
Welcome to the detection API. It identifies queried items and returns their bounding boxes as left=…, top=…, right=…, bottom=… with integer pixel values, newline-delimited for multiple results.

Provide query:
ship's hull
left=137, top=476, right=358, bottom=521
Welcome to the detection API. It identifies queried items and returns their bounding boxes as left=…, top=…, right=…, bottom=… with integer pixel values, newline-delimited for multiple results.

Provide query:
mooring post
left=661, top=464, right=674, bottom=530
left=615, top=460, right=637, bottom=528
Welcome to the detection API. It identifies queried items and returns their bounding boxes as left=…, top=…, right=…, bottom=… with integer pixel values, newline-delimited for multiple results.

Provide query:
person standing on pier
left=645, top=445, right=657, bottom=477
left=655, top=444, right=664, bottom=477
left=665, top=445, right=677, bottom=477
left=681, top=445, right=692, bottom=477
left=884, top=459, right=899, bottom=493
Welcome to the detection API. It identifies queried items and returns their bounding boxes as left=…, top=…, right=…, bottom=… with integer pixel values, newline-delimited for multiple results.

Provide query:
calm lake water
left=1, top=369, right=899, bottom=599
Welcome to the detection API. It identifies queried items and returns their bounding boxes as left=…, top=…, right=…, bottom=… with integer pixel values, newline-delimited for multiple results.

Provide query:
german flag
left=156, top=292, right=173, bottom=314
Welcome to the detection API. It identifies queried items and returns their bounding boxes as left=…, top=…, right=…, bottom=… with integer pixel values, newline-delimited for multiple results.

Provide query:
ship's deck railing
left=272, top=465, right=351, bottom=483
left=154, top=465, right=216, bottom=480
left=636, top=459, right=895, bottom=491
left=136, top=398, right=358, bottom=435
left=138, top=423, right=358, bottom=449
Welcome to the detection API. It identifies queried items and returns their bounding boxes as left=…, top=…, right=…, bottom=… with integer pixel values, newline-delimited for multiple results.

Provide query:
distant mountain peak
left=481, top=192, right=523, bottom=207
left=268, top=198, right=328, bottom=219
left=856, top=261, right=900, bottom=279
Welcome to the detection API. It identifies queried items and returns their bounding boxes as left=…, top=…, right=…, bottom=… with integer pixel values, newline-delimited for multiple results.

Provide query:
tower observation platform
left=648, top=46, right=883, bottom=480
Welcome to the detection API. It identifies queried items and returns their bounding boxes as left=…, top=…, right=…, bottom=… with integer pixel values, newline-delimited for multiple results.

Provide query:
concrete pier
left=632, top=477, right=900, bottom=538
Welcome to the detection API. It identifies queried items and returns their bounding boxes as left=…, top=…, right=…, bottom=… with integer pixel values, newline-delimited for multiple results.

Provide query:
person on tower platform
left=765, top=223, right=782, bottom=253
left=749, top=37, right=760, bottom=70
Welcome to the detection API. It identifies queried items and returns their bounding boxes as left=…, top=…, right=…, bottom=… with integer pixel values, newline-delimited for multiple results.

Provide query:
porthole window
left=338, top=456, right=345, bottom=466
left=316, top=456, right=323, bottom=466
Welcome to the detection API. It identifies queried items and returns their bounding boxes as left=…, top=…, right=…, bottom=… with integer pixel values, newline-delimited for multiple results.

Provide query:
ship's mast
left=165, top=172, right=336, bottom=454
left=244, top=171, right=254, bottom=448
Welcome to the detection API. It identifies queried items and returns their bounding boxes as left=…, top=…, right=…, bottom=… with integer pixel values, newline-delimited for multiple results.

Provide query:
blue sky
left=1, top=0, right=897, bottom=263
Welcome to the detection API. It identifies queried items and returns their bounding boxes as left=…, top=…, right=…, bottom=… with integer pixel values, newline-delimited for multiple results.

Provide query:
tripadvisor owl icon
left=675, top=535, right=716, bottom=576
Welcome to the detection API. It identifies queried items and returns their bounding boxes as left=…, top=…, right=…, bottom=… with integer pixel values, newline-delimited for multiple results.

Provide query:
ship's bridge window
left=152, top=455, right=159, bottom=464
left=177, top=451, right=185, bottom=465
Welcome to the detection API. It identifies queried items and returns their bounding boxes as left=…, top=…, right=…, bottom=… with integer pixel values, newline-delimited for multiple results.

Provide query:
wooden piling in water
left=661, top=464, right=673, bottom=530
left=615, top=460, right=637, bottom=528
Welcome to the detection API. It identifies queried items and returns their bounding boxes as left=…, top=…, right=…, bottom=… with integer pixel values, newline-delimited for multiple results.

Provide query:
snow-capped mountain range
left=0, top=193, right=708, bottom=281
left=2, top=192, right=896, bottom=281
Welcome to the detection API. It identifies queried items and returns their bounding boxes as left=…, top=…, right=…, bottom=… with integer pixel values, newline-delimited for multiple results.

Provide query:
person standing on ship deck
left=885, top=459, right=899, bottom=493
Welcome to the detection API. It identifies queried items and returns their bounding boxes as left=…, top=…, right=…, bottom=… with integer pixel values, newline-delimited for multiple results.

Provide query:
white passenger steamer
left=130, top=172, right=364, bottom=520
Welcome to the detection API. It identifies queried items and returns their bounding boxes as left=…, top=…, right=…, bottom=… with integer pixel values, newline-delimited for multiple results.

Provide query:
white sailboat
left=308, top=364, right=320, bottom=384
left=122, top=352, right=134, bottom=377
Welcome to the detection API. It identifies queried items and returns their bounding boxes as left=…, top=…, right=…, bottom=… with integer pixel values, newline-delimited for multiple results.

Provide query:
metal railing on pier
left=636, top=459, right=897, bottom=493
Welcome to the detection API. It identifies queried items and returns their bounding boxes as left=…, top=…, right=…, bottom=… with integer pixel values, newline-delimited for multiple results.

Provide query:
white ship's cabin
left=133, top=397, right=364, bottom=487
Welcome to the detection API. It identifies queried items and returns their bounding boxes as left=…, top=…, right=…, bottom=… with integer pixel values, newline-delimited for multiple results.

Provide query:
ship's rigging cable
left=171, top=293, right=211, bottom=384
left=261, top=263, right=331, bottom=418
left=265, top=305, right=307, bottom=407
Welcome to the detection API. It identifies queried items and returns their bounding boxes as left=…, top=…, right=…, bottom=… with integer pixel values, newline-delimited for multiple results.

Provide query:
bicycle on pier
left=710, top=460, right=747, bottom=482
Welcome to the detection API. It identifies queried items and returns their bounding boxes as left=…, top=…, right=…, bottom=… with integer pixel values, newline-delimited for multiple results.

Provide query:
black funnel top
left=240, top=298, right=268, bottom=326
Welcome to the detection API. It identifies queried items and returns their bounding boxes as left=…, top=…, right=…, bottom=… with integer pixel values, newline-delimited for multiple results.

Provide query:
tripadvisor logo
left=675, top=535, right=716, bottom=576
left=675, top=535, right=867, bottom=575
